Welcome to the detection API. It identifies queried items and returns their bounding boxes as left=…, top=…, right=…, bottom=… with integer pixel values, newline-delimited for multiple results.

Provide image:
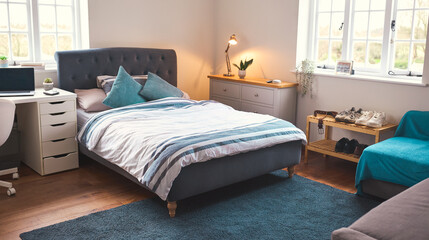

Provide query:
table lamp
left=224, top=34, right=237, bottom=76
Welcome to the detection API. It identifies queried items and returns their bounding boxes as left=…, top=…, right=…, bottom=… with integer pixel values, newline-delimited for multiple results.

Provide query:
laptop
left=0, top=68, right=35, bottom=96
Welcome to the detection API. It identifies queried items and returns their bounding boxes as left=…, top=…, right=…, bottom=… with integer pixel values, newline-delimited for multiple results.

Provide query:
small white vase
left=238, top=70, right=246, bottom=79
left=0, top=60, right=8, bottom=68
left=43, top=82, right=54, bottom=91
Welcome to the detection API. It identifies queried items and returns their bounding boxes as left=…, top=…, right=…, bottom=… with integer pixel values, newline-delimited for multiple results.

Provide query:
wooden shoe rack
left=304, top=115, right=398, bottom=163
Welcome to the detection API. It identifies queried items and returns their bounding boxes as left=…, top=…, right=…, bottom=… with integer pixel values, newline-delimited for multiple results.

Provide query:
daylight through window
left=311, top=0, right=429, bottom=76
left=0, top=0, right=81, bottom=63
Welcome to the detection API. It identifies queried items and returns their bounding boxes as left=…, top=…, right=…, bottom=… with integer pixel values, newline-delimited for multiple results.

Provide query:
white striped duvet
left=78, top=98, right=307, bottom=200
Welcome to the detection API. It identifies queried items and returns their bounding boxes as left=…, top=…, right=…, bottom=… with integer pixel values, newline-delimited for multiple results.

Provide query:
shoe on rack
left=344, top=139, right=359, bottom=154
left=344, top=108, right=362, bottom=124
left=354, top=144, right=369, bottom=156
left=355, top=111, right=375, bottom=125
left=366, top=112, right=386, bottom=128
left=335, top=137, right=350, bottom=152
left=335, top=107, right=355, bottom=122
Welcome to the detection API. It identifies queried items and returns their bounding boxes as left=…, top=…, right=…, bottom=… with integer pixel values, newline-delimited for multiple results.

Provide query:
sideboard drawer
left=40, top=111, right=77, bottom=126
left=42, top=137, right=77, bottom=157
left=241, top=102, right=275, bottom=116
left=242, top=86, right=274, bottom=105
left=41, top=122, right=76, bottom=141
left=43, top=152, right=79, bottom=175
left=211, top=80, right=240, bottom=99
left=40, top=100, right=75, bottom=114
left=211, top=96, right=242, bottom=110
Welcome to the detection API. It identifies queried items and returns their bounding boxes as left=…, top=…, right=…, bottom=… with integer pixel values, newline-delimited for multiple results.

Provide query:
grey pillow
left=97, top=75, right=148, bottom=94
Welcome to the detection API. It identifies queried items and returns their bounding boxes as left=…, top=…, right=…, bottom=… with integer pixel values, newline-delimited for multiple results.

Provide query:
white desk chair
left=0, top=99, right=19, bottom=196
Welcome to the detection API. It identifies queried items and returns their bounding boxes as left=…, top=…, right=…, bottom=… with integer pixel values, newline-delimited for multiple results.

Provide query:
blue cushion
left=139, top=72, right=183, bottom=100
left=103, top=66, right=146, bottom=108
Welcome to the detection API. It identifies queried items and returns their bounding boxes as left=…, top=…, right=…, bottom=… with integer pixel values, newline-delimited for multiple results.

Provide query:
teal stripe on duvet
left=144, top=119, right=295, bottom=185
left=150, top=129, right=303, bottom=192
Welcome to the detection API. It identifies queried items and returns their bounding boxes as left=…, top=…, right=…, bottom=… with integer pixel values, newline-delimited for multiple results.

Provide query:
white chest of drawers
left=12, top=88, right=79, bottom=176
left=208, top=75, right=298, bottom=123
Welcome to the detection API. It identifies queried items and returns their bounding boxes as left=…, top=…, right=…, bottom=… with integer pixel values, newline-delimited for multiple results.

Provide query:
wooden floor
left=0, top=152, right=357, bottom=239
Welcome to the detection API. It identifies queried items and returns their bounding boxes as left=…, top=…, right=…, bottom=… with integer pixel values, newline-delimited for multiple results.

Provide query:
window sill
left=312, top=70, right=427, bottom=87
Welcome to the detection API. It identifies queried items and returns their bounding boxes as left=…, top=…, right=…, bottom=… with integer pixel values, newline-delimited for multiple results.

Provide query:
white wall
left=213, top=0, right=299, bottom=82
left=87, top=0, right=215, bottom=100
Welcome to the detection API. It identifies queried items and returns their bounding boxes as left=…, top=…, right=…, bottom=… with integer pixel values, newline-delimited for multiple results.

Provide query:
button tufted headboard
left=55, top=47, right=177, bottom=92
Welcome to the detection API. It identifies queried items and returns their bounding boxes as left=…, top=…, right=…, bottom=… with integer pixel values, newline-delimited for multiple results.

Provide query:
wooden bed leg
left=287, top=165, right=295, bottom=178
left=167, top=201, right=177, bottom=218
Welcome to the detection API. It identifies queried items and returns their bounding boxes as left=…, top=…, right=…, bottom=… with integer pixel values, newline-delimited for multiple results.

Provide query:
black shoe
left=335, top=138, right=349, bottom=152
left=344, top=139, right=359, bottom=154
left=354, top=144, right=369, bottom=156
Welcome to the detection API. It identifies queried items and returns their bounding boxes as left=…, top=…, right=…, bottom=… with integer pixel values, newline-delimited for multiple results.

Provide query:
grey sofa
left=332, top=178, right=429, bottom=240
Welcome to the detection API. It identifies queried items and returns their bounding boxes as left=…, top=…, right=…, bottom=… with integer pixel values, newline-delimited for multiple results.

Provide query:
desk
left=7, top=88, right=78, bottom=175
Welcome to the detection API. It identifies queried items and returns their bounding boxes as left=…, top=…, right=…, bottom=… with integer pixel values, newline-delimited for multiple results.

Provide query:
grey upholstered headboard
left=55, top=47, right=177, bottom=92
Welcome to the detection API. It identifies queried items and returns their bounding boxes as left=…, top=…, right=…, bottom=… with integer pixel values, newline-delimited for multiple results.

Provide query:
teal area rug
left=21, top=171, right=379, bottom=240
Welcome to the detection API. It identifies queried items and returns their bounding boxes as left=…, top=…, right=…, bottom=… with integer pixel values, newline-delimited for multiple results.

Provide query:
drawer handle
left=51, top=123, right=66, bottom=127
left=223, top=88, right=227, bottom=92
left=51, top=138, right=66, bottom=142
left=49, top=101, right=65, bottom=105
left=50, top=112, right=66, bottom=116
left=50, top=153, right=71, bottom=158
left=254, top=93, right=259, bottom=97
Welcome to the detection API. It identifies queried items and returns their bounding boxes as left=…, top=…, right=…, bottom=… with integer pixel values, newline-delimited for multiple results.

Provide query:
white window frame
left=0, top=0, right=83, bottom=64
left=307, top=0, right=429, bottom=79
left=389, top=1, right=429, bottom=74
left=312, top=0, right=347, bottom=68
left=0, top=0, right=34, bottom=61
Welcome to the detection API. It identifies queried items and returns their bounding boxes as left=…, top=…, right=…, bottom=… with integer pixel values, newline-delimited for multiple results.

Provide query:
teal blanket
left=356, top=111, right=429, bottom=195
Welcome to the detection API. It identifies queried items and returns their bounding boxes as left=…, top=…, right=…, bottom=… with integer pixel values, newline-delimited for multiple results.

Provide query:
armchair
left=355, top=111, right=429, bottom=199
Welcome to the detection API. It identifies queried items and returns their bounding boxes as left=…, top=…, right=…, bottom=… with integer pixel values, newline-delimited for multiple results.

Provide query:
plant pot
left=238, top=70, right=246, bottom=79
left=43, top=82, right=54, bottom=91
left=0, top=60, right=8, bottom=68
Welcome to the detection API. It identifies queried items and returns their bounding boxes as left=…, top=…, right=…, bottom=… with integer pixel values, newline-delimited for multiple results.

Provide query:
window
left=310, top=0, right=429, bottom=77
left=0, top=0, right=83, bottom=63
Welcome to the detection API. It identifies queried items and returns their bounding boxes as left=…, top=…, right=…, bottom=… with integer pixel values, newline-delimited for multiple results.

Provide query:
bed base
left=79, top=140, right=302, bottom=217
left=166, top=165, right=296, bottom=217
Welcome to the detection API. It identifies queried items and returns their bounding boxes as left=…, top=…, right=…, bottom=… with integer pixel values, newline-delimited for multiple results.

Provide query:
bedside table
left=208, top=75, right=298, bottom=123
left=8, top=88, right=79, bottom=175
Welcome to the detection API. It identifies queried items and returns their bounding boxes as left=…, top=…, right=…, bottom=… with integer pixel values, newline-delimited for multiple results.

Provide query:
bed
left=55, top=47, right=305, bottom=217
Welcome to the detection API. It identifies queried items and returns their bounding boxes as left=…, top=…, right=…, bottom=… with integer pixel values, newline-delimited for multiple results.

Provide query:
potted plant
left=295, top=59, right=315, bottom=97
left=233, top=58, right=253, bottom=79
left=0, top=56, right=8, bottom=68
left=43, top=78, right=53, bottom=91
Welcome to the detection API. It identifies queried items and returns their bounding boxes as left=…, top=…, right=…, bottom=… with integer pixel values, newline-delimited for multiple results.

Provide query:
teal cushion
left=103, top=66, right=146, bottom=108
left=139, top=72, right=183, bottom=100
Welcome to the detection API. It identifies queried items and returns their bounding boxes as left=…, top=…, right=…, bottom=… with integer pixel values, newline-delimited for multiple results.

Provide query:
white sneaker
left=366, top=112, right=386, bottom=128
left=355, top=111, right=374, bottom=125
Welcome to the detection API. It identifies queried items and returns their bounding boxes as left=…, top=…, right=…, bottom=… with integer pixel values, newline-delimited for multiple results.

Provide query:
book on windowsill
left=20, top=62, right=45, bottom=70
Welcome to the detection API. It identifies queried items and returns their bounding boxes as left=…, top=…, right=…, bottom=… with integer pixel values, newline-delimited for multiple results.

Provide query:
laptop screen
left=0, top=68, right=35, bottom=92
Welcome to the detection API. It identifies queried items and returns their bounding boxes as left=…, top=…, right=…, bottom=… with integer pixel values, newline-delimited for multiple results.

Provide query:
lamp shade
left=228, top=34, right=237, bottom=45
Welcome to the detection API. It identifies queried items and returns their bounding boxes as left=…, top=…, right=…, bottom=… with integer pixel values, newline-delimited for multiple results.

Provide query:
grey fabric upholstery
left=79, top=141, right=302, bottom=202
left=361, top=179, right=408, bottom=200
left=332, top=228, right=376, bottom=240
left=168, top=140, right=302, bottom=201
left=55, top=48, right=177, bottom=92
left=332, top=178, right=429, bottom=240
